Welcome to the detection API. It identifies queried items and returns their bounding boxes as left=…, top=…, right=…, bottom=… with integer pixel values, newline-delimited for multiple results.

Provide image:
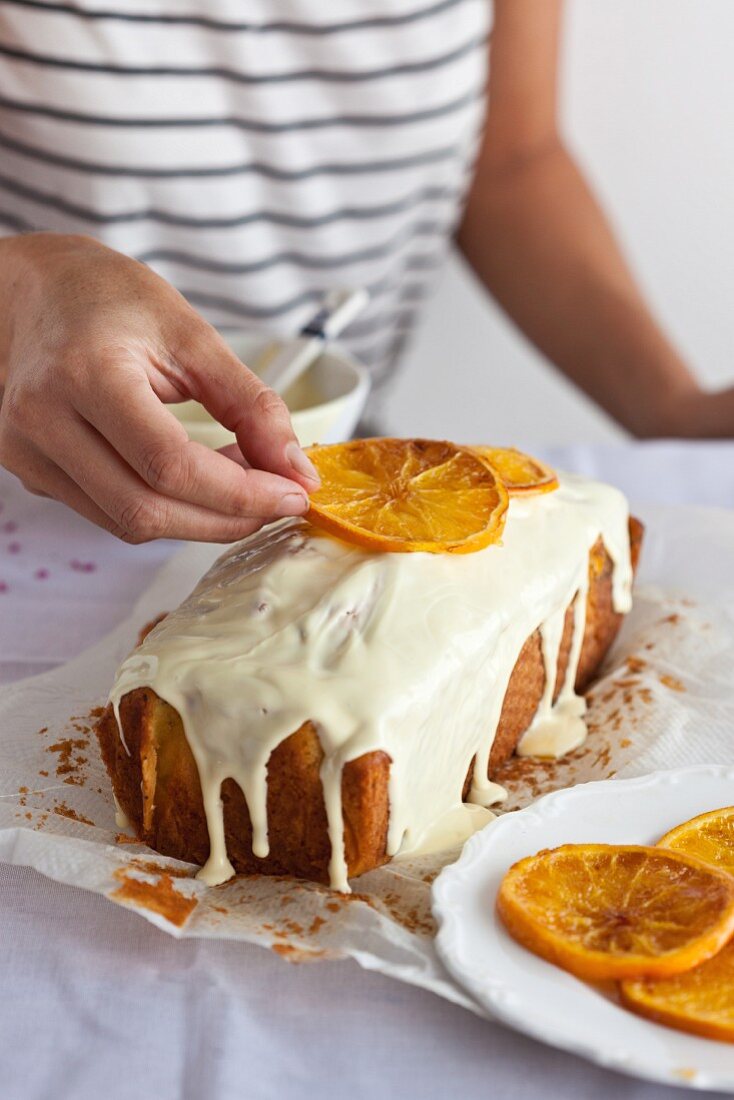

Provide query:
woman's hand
left=0, top=233, right=320, bottom=542
left=657, top=384, right=734, bottom=439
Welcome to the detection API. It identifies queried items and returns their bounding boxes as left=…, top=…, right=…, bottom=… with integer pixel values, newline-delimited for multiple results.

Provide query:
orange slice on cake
left=497, top=843, right=734, bottom=981
left=657, top=806, right=734, bottom=876
left=620, top=942, right=734, bottom=1043
left=305, top=438, right=509, bottom=554
left=476, top=447, right=559, bottom=496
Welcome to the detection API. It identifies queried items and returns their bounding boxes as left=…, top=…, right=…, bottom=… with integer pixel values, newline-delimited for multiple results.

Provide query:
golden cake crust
left=96, top=519, right=643, bottom=886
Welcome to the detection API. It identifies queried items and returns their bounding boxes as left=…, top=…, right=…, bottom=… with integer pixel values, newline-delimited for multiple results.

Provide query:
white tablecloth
left=2, top=441, right=734, bottom=1100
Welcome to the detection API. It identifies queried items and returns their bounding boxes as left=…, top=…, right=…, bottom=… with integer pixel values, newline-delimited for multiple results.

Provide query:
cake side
left=96, top=518, right=642, bottom=886
left=97, top=698, right=390, bottom=882
left=488, top=516, right=643, bottom=771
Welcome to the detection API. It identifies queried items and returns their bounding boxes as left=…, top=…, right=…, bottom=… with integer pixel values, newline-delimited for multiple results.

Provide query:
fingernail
left=276, top=491, right=309, bottom=518
left=286, top=442, right=321, bottom=486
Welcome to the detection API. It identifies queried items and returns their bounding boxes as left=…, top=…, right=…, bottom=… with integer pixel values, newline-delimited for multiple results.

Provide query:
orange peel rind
left=497, top=843, right=734, bottom=982
left=475, top=446, right=559, bottom=496
left=304, top=438, right=509, bottom=555
left=620, top=942, right=734, bottom=1043
left=657, top=806, right=734, bottom=877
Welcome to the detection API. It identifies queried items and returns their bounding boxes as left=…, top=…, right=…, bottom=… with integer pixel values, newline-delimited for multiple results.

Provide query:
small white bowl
left=170, top=331, right=371, bottom=449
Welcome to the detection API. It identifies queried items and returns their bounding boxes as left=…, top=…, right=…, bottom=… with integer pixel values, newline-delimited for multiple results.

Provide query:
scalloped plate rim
left=432, top=765, right=734, bottom=1091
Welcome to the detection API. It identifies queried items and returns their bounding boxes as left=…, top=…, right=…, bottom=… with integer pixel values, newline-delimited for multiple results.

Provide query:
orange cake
left=96, top=446, right=642, bottom=892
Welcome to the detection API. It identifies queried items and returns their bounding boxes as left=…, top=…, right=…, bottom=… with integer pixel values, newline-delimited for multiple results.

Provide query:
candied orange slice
left=304, top=438, right=508, bottom=554
left=621, top=942, right=734, bottom=1043
left=475, top=446, right=559, bottom=496
left=658, top=806, right=734, bottom=876
left=497, top=844, right=734, bottom=981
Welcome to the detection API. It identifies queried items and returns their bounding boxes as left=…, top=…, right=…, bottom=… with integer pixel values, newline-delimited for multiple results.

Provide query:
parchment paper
left=2, top=503, right=733, bottom=1013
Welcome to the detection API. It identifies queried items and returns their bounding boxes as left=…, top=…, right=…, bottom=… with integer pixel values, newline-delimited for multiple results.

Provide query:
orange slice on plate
left=305, top=438, right=509, bottom=554
left=497, top=843, right=734, bottom=981
left=658, top=806, right=734, bottom=876
left=620, top=942, right=734, bottom=1043
left=475, top=446, right=559, bottom=496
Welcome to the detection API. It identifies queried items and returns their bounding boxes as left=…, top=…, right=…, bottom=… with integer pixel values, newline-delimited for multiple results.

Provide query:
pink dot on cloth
left=70, top=559, right=97, bottom=573
left=2, top=521, right=18, bottom=534
left=0, top=581, right=7, bottom=593
left=7, top=542, right=21, bottom=554
left=34, top=569, right=49, bottom=580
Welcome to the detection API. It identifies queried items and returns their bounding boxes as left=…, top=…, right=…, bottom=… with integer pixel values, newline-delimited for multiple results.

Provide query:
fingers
left=0, top=428, right=129, bottom=534
left=73, top=368, right=310, bottom=520
left=5, top=413, right=283, bottom=543
left=172, top=324, right=321, bottom=491
left=216, top=442, right=250, bottom=469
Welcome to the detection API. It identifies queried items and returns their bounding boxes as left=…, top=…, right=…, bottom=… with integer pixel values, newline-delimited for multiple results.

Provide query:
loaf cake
left=96, top=469, right=642, bottom=892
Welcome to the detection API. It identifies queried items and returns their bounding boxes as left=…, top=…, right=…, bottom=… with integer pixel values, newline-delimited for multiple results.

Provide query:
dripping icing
left=516, top=570, right=590, bottom=759
left=108, top=473, right=633, bottom=892
left=113, top=794, right=130, bottom=830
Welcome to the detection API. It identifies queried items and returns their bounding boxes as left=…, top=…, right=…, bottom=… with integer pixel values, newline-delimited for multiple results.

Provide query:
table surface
left=2, top=441, right=734, bottom=1100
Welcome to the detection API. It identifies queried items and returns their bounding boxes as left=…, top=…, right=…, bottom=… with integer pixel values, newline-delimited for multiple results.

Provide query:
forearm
left=457, top=141, right=711, bottom=437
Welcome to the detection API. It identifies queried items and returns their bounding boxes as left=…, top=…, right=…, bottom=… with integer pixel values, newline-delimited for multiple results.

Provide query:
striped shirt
left=0, top=0, right=490, bottom=404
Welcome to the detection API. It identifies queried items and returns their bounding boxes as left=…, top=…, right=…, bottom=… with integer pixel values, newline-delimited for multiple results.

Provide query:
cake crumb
left=47, top=736, right=88, bottom=784
left=53, top=802, right=94, bottom=827
left=129, top=858, right=194, bottom=879
left=111, top=868, right=197, bottom=927
left=115, top=832, right=140, bottom=845
left=271, top=943, right=326, bottom=963
left=660, top=674, right=685, bottom=692
left=673, top=1068, right=697, bottom=1083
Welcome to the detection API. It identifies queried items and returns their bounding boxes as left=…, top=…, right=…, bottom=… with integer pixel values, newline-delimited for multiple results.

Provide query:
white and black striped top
left=0, top=0, right=490, bottom=399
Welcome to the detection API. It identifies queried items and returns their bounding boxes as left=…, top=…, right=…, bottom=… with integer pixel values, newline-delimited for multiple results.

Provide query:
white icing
left=113, top=793, right=130, bottom=830
left=516, top=569, right=590, bottom=759
left=109, top=472, right=632, bottom=892
left=401, top=803, right=497, bottom=858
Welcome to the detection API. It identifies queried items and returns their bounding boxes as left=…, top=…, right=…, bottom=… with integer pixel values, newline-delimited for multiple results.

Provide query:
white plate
left=170, top=332, right=371, bottom=449
left=433, top=766, right=734, bottom=1091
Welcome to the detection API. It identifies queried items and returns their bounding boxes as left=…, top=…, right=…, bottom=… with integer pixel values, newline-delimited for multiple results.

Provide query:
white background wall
left=387, top=0, right=734, bottom=444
